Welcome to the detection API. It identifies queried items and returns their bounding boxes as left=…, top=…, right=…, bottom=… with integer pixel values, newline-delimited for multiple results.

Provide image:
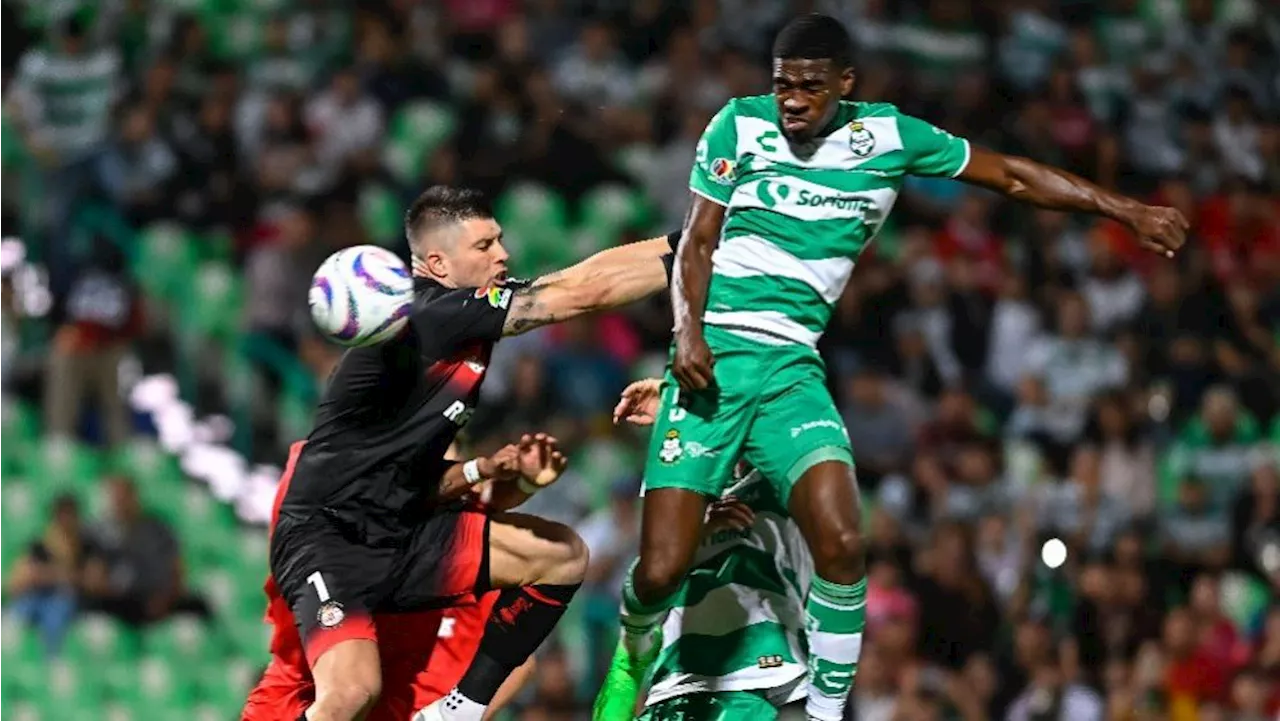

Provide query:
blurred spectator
left=1017, top=292, right=1127, bottom=444
left=841, top=366, right=915, bottom=484
left=6, top=494, right=96, bottom=655
left=102, top=104, right=177, bottom=226
left=244, top=201, right=319, bottom=355
left=1229, top=464, right=1279, bottom=578
left=42, top=239, right=141, bottom=447
left=1166, top=386, right=1264, bottom=511
left=12, top=12, right=122, bottom=297
left=1087, top=392, right=1157, bottom=517
left=578, top=477, right=641, bottom=690
left=83, top=475, right=210, bottom=625
left=545, top=317, right=627, bottom=416
left=305, top=66, right=384, bottom=180
left=1037, top=446, right=1130, bottom=555
left=1160, top=475, right=1231, bottom=573
left=913, top=522, right=1000, bottom=670
left=552, top=18, right=637, bottom=109
left=1006, top=648, right=1105, bottom=721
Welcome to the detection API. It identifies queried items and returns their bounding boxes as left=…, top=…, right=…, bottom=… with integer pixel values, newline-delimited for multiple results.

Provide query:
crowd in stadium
left=2, top=0, right=1279, bottom=720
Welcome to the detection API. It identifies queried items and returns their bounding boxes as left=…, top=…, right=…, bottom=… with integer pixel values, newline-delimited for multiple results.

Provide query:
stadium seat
left=493, top=183, right=571, bottom=277
left=143, top=616, right=220, bottom=662
left=133, top=224, right=199, bottom=304
left=63, top=614, right=140, bottom=663
left=28, top=438, right=101, bottom=497
left=2, top=400, right=39, bottom=474
left=579, top=184, right=647, bottom=238
left=360, top=182, right=407, bottom=248
left=177, top=262, right=242, bottom=344
left=383, top=101, right=457, bottom=183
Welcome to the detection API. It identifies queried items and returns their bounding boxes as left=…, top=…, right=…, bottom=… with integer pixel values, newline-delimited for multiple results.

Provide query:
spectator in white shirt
left=305, top=67, right=384, bottom=177
left=552, top=18, right=638, bottom=109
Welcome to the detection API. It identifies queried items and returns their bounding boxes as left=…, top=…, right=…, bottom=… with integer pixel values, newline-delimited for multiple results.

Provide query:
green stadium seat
left=110, top=439, right=183, bottom=492
left=205, top=12, right=264, bottom=61
left=132, top=654, right=201, bottom=707
left=493, top=183, right=571, bottom=277
left=63, top=613, right=140, bottom=663
left=579, top=184, right=646, bottom=237
left=360, top=183, right=406, bottom=248
left=2, top=480, right=41, bottom=547
left=197, top=657, right=259, bottom=712
left=143, top=616, right=219, bottom=662
left=4, top=700, right=41, bottom=721
left=180, top=262, right=242, bottom=342
left=383, top=101, right=457, bottom=183
left=2, top=400, right=39, bottom=473
left=133, top=224, right=199, bottom=304
left=28, top=438, right=101, bottom=498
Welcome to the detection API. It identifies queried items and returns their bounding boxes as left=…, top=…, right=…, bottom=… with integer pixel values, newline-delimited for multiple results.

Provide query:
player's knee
left=538, top=524, right=590, bottom=586
left=315, top=677, right=381, bottom=719
left=810, top=527, right=865, bottom=583
left=633, top=552, right=686, bottom=600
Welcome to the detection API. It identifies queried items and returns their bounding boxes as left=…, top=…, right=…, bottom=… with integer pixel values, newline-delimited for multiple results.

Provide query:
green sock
left=804, top=575, right=866, bottom=721
left=619, top=560, right=676, bottom=658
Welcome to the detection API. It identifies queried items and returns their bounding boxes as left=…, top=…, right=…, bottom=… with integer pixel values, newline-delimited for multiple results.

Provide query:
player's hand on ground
left=1124, top=204, right=1189, bottom=258
left=515, top=433, right=568, bottom=488
left=672, top=328, right=715, bottom=391
left=614, top=378, right=663, bottom=425
left=704, top=497, right=754, bottom=535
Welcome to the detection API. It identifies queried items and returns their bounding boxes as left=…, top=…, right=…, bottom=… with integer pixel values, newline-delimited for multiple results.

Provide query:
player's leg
left=411, top=510, right=587, bottom=720
left=270, top=517, right=388, bottom=721
left=746, top=356, right=865, bottom=721
left=595, top=365, right=750, bottom=720
left=638, top=691, right=780, bottom=721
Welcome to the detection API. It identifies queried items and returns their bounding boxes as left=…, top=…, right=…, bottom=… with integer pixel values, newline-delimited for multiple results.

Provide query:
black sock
left=456, top=583, right=581, bottom=703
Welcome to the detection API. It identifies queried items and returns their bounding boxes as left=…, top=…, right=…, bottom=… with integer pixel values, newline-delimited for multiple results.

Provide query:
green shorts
left=643, top=326, right=854, bottom=506
left=638, top=690, right=778, bottom=721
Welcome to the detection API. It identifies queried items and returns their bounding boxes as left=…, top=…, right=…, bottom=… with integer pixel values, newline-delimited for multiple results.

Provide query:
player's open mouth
left=782, top=117, right=809, bottom=133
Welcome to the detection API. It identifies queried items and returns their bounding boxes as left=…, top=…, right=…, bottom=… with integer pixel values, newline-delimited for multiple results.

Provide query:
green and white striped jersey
left=644, top=471, right=813, bottom=707
left=689, top=95, right=970, bottom=347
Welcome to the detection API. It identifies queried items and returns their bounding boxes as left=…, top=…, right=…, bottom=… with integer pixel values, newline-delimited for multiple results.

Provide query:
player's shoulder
left=723, top=94, right=774, bottom=118
left=849, top=100, right=906, bottom=119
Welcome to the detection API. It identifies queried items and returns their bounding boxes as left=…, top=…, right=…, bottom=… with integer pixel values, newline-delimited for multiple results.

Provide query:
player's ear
left=423, top=248, right=450, bottom=280
left=840, top=67, right=855, bottom=98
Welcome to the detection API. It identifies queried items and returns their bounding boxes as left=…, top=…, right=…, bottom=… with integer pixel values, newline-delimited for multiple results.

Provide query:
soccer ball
left=309, top=245, right=413, bottom=347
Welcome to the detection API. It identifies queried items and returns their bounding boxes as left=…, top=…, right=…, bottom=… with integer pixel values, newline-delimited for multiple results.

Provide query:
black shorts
left=268, top=453, right=490, bottom=666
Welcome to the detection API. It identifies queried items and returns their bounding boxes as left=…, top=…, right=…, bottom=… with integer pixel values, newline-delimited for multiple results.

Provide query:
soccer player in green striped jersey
left=601, top=379, right=813, bottom=721
left=603, top=13, right=1187, bottom=721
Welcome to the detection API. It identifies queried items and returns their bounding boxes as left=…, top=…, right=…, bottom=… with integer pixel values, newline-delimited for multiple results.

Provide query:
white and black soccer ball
left=309, top=245, right=413, bottom=347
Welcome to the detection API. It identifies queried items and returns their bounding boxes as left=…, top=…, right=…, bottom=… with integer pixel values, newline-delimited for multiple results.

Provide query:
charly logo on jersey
left=658, top=429, right=683, bottom=463
left=474, top=286, right=512, bottom=310
left=848, top=121, right=876, bottom=157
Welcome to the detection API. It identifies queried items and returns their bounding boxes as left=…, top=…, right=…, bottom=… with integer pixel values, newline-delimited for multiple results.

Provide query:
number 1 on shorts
left=307, top=571, right=331, bottom=602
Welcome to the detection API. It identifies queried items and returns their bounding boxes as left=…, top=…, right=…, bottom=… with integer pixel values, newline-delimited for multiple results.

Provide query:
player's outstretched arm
left=958, top=146, right=1189, bottom=258
left=500, top=233, right=679, bottom=336
left=671, top=194, right=726, bottom=391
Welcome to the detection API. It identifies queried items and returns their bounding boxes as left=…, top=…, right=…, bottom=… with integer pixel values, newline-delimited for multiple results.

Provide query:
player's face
left=772, top=58, right=854, bottom=142
left=435, top=217, right=510, bottom=288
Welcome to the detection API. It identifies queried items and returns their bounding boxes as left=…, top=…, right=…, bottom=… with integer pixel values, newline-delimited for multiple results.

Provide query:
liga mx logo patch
left=474, top=286, right=512, bottom=309
left=317, top=601, right=345, bottom=629
left=848, top=121, right=875, bottom=157
left=709, top=157, right=736, bottom=184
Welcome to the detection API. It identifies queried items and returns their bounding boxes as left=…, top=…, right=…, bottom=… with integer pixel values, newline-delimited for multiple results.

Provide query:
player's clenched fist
left=672, top=328, right=715, bottom=391
left=1124, top=204, right=1189, bottom=258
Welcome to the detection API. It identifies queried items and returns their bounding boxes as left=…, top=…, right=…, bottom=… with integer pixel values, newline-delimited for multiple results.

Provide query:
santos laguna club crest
left=848, top=121, right=875, bottom=157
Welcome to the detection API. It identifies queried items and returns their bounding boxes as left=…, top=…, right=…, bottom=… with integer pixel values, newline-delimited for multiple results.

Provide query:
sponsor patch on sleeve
left=474, top=286, right=513, bottom=309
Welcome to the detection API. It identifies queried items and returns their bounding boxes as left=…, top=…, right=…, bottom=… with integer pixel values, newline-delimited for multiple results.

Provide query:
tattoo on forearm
left=503, top=285, right=558, bottom=335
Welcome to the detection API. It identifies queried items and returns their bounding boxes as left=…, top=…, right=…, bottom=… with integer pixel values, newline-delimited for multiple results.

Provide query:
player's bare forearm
left=437, top=453, right=514, bottom=500
left=959, top=146, right=1188, bottom=256
left=501, top=234, right=674, bottom=336
left=959, top=146, right=1137, bottom=218
left=481, top=482, right=536, bottom=511
left=672, top=195, right=725, bottom=337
